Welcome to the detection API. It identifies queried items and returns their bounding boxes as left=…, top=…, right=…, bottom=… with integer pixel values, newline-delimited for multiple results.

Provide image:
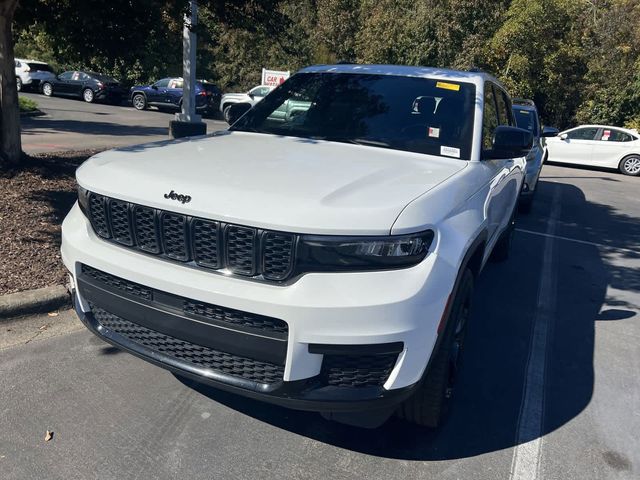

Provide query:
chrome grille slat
left=84, top=193, right=296, bottom=282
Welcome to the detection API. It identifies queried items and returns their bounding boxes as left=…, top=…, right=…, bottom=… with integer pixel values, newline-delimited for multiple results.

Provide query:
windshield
left=513, top=108, right=538, bottom=135
left=231, top=72, right=476, bottom=160
left=28, top=63, right=53, bottom=72
left=89, top=73, right=119, bottom=83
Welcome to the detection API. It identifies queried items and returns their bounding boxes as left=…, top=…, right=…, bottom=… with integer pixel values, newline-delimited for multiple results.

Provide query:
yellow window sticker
left=436, top=82, right=461, bottom=91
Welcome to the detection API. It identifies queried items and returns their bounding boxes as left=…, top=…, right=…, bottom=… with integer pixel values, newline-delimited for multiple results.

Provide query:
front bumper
left=62, top=203, right=456, bottom=411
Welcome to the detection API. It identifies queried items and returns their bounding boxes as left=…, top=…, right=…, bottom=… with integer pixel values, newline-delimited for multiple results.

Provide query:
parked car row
left=15, top=58, right=270, bottom=117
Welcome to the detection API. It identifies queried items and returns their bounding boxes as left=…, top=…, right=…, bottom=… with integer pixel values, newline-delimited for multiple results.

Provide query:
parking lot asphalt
left=1, top=164, right=639, bottom=480
left=20, top=92, right=227, bottom=154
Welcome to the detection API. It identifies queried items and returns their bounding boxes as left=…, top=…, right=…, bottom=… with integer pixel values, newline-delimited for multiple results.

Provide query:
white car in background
left=14, top=58, right=56, bottom=92
left=220, top=85, right=274, bottom=122
left=546, top=125, right=640, bottom=176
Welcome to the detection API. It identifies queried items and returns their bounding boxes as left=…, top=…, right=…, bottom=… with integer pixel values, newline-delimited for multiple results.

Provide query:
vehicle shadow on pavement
left=21, top=117, right=168, bottom=137
left=177, top=179, right=637, bottom=460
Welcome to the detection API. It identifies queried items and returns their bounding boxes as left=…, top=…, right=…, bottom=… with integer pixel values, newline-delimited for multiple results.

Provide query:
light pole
left=170, top=0, right=207, bottom=138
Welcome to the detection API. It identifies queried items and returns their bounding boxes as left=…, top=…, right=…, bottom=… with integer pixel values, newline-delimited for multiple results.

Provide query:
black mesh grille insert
left=321, top=354, right=398, bottom=388
left=84, top=193, right=296, bottom=282
left=226, top=226, right=256, bottom=275
left=80, top=264, right=288, bottom=338
left=81, top=264, right=152, bottom=300
left=109, top=200, right=133, bottom=246
left=91, top=305, right=284, bottom=384
left=263, top=233, right=295, bottom=280
left=183, top=300, right=288, bottom=336
left=192, top=219, right=219, bottom=268
left=88, top=193, right=110, bottom=238
left=134, top=207, right=160, bottom=253
left=161, top=213, right=189, bottom=261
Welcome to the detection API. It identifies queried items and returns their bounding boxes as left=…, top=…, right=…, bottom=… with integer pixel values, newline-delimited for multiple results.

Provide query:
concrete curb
left=0, top=285, right=71, bottom=320
left=20, top=109, right=46, bottom=118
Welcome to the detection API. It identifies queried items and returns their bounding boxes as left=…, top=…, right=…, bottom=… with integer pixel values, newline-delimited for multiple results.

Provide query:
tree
left=0, top=0, right=21, bottom=166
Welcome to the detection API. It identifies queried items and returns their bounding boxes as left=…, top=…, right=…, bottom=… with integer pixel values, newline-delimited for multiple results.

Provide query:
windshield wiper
left=317, top=137, right=392, bottom=148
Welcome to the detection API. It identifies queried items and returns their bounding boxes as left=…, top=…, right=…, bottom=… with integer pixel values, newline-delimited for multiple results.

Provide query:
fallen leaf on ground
left=39, top=324, right=49, bottom=331
left=44, top=431, right=53, bottom=442
left=47, top=312, right=59, bottom=317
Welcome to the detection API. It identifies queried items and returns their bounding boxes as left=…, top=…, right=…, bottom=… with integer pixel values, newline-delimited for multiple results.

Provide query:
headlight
left=295, top=230, right=434, bottom=273
left=77, top=184, right=90, bottom=215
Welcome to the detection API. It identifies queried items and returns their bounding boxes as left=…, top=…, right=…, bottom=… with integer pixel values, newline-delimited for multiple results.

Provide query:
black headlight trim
left=294, top=230, right=434, bottom=274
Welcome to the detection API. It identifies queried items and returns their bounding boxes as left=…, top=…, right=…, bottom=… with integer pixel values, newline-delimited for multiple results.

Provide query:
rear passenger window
left=601, top=129, right=632, bottom=142
left=495, top=88, right=511, bottom=126
left=482, top=84, right=499, bottom=150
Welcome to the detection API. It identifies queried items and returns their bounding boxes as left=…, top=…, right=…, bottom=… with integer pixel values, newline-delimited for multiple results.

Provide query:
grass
left=19, top=96, right=38, bottom=113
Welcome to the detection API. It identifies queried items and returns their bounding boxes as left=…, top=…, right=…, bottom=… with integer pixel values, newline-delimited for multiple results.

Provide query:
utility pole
left=170, top=0, right=207, bottom=138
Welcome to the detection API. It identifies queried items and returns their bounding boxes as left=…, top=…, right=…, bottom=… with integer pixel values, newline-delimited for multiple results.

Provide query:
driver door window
left=566, top=128, right=599, bottom=140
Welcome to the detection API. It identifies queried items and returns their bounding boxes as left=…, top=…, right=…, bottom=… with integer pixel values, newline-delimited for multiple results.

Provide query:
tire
left=490, top=221, right=514, bottom=262
left=518, top=186, right=536, bottom=214
left=132, top=93, right=147, bottom=111
left=490, top=201, right=516, bottom=263
left=396, top=269, right=474, bottom=428
left=16, top=77, right=22, bottom=92
left=42, top=82, right=53, bottom=97
left=83, top=88, right=95, bottom=103
left=223, top=104, right=232, bottom=123
left=518, top=196, right=533, bottom=214
left=619, top=155, right=640, bottom=176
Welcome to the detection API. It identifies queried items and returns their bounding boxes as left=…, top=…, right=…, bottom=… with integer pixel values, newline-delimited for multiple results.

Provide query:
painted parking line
left=509, top=186, right=561, bottom=480
left=515, top=228, right=639, bottom=256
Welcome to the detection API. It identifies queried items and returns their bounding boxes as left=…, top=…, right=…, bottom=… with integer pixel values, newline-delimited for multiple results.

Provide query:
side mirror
left=227, top=103, right=252, bottom=125
left=484, top=126, right=533, bottom=160
left=247, top=92, right=255, bottom=99
left=151, top=85, right=159, bottom=90
left=559, top=133, right=568, bottom=140
left=542, top=126, right=559, bottom=137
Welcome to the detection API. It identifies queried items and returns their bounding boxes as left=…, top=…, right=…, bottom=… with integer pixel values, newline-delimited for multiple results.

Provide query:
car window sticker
left=441, top=146, right=461, bottom=158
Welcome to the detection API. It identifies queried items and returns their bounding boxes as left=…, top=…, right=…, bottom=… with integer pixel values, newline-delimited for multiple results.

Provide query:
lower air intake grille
left=91, top=305, right=285, bottom=385
left=320, top=354, right=398, bottom=388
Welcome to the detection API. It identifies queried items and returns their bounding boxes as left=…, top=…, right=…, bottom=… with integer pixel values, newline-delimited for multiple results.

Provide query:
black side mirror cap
left=227, top=103, right=252, bottom=125
left=542, top=126, right=560, bottom=137
left=483, top=126, right=533, bottom=160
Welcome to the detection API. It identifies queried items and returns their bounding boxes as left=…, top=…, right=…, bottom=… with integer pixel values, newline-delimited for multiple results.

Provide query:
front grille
left=82, top=264, right=152, bottom=300
left=320, top=354, right=398, bottom=388
left=91, top=305, right=284, bottom=384
left=86, top=192, right=296, bottom=282
left=81, top=264, right=288, bottom=338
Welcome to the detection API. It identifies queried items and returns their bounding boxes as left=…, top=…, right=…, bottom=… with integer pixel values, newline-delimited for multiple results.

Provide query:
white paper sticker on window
left=441, top=146, right=460, bottom=158
left=428, top=127, right=440, bottom=138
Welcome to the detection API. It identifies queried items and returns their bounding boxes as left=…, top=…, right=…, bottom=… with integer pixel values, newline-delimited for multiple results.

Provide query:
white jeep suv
left=62, top=65, right=529, bottom=428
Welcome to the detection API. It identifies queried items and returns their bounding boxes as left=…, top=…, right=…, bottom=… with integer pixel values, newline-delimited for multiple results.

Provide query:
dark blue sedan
left=130, top=77, right=221, bottom=114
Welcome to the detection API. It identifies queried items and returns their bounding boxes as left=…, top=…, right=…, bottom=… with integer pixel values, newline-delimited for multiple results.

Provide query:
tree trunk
left=0, top=0, right=21, bottom=165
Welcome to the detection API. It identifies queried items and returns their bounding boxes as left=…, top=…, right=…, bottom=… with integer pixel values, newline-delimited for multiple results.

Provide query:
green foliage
left=18, top=96, right=38, bottom=112
left=12, top=0, right=640, bottom=129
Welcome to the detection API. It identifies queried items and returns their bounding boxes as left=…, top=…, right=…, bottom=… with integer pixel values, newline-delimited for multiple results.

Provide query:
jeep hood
left=76, top=131, right=466, bottom=235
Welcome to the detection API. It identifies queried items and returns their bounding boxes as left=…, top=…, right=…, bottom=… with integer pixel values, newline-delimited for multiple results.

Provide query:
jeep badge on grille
left=164, top=190, right=192, bottom=204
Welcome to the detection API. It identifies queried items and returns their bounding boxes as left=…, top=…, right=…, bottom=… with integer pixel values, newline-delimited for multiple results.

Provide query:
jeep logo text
left=164, top=190, right=192, bottom=204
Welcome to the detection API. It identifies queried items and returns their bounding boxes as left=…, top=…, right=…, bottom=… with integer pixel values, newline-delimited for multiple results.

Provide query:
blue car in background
left=130, top=77, right=221, bottom=115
